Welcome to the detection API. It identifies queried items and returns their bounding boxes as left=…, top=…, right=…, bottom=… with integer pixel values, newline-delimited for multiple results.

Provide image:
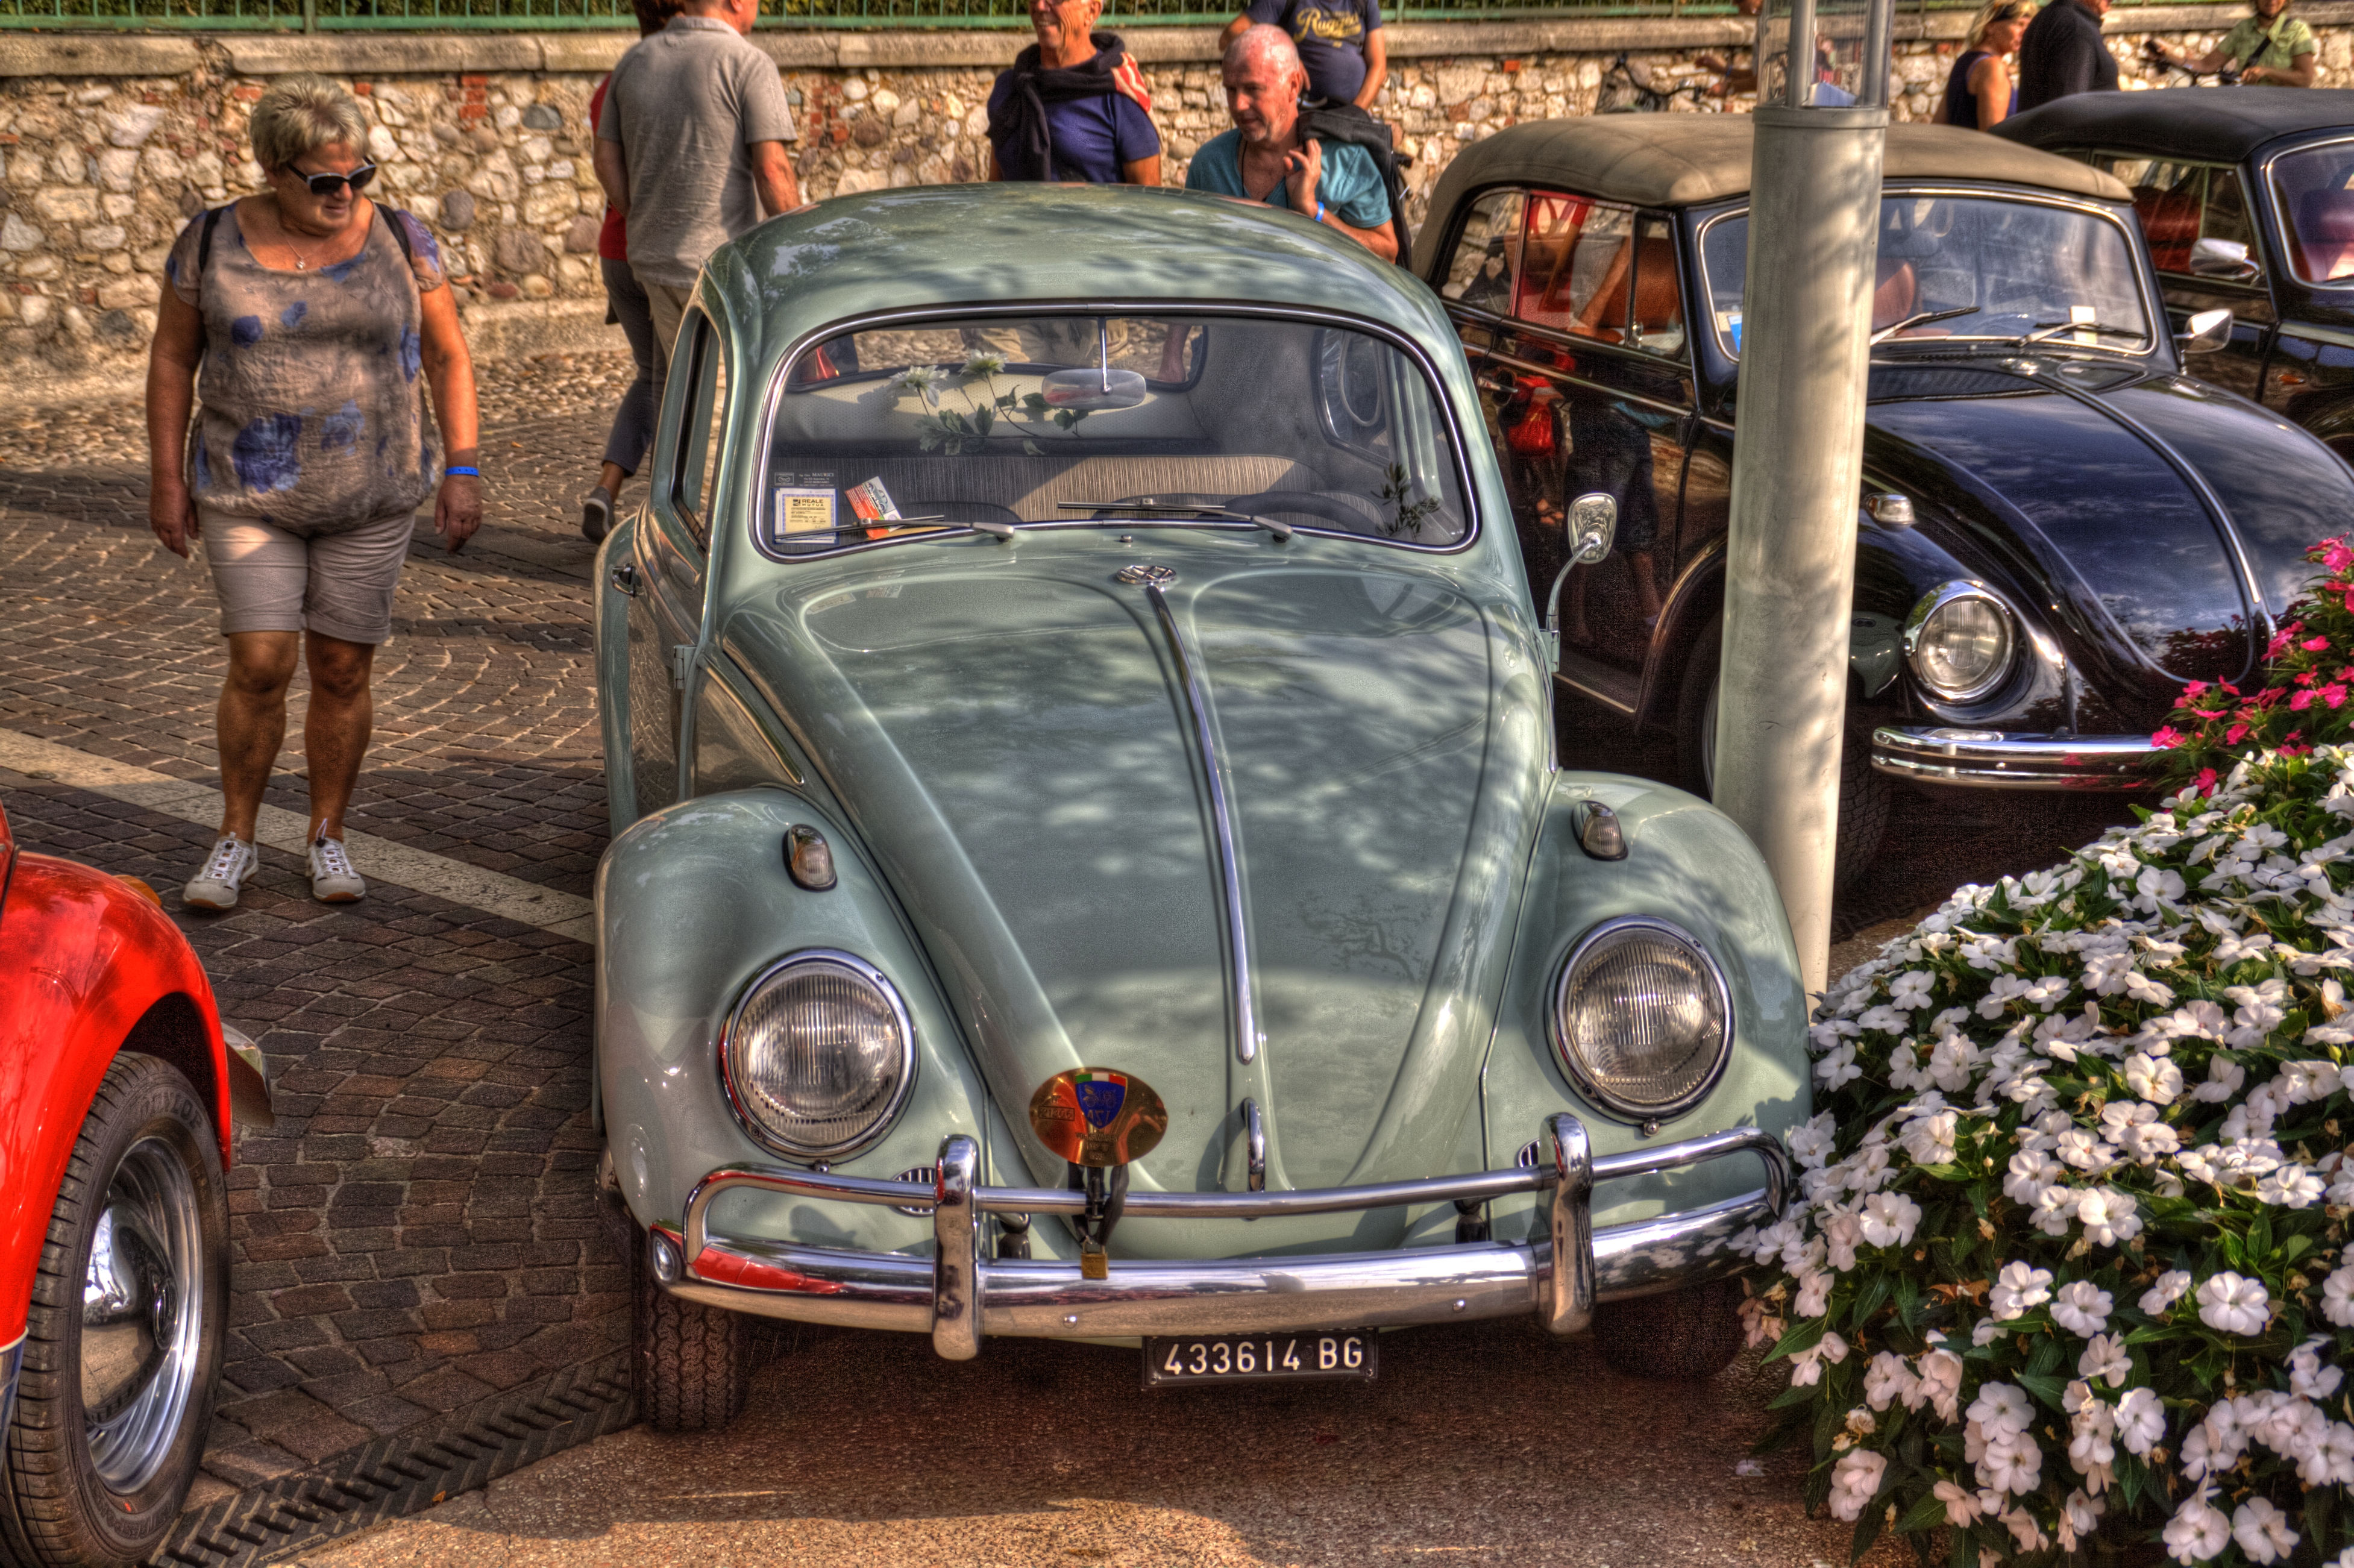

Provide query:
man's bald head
left=1222, top=22, right=1308, bottom=147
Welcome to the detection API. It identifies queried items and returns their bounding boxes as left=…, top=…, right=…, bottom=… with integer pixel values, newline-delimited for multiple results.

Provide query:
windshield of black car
left=1699, top=194, right=2152, bottom=356
left=758, top=314, right=1469, bottom=556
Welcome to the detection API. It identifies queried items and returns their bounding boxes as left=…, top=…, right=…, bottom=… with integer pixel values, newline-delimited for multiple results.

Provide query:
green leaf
left=1894, top=1272, right=1922, bottom=1333
left=1950, top=1527, right=1980, bottom=1568
left=1766, top=1315, right=1830, bottom=1363
left=1022, top=392, right=1048, bottom=414
left=1851, top=1508, right=1885, bottom=1563
left=1767, top=1380, right=1820, bottom=1410
left=1894, top=1489, right=1951, bottom=1534
left=2017, top=1370, right=2068, bottom=1411
left=1851, top=1272, right=1891, bottom=1331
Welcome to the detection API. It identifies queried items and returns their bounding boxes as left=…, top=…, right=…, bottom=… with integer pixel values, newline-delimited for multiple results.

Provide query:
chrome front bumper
left=1871, top=726, right=2156, bottom=790
left=653, top=1114, right=1789, bottom=1360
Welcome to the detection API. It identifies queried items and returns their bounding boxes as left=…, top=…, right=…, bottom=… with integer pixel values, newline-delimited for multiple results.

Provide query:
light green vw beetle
left=593, top=183, right=1808, bottom=1428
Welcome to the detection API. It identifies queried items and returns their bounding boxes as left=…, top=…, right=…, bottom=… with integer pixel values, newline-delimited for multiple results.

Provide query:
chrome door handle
left=609, top=562, right=639, bottom=597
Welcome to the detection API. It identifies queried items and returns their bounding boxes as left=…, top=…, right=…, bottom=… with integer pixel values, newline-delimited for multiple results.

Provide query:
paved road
left=0, top=357, right=2132, bottom=1563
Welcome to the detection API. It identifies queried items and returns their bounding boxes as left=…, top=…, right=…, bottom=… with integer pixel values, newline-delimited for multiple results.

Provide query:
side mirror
left=2188, top=238, right=2261, bottom=283
left=2177, top=307, right=2233, bottom=356
left=1567, top=491, right=1618, bottom=565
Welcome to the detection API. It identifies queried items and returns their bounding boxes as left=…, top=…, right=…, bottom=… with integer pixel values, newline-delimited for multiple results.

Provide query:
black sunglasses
left=291, top=163, right=377, bottom=197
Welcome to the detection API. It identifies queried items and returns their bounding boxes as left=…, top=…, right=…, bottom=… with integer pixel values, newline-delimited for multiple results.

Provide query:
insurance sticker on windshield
left=773, top=486, right=836, bottom=542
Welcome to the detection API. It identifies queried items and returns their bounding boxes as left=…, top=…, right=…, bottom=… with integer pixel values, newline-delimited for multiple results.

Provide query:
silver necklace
left=274, top=200, right=319, bottom=270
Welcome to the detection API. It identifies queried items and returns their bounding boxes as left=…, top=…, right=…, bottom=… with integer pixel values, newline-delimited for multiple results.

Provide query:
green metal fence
left=0, top=0, right=2223, bottom=31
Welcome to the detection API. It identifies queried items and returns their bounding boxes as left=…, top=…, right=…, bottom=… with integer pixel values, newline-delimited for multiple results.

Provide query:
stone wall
left=0, top=8, right=2345, bottom=396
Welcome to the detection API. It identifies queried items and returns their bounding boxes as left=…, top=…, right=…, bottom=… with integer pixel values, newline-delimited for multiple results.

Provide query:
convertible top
left=1420, top=117, right=2127, bottom=249
left=1997, top=87, right=2354, bottom=164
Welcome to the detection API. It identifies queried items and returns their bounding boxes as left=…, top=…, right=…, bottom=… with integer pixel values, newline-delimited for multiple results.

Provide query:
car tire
left=632, top=1227, right=749, bottom=1434
left=1593, top=1278, right=1745, bottom=1381
left=0, top=1052, right=227, bottom=1568
left=1675, top=617, right=1890, bottom=892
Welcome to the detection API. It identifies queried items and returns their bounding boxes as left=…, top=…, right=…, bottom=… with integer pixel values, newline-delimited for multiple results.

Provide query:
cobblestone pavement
left=0, top=352, right=2133, bottom=1553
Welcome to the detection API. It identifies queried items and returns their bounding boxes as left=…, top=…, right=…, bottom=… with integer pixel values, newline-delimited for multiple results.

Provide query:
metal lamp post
left=1714, top=0, right=1894, bottom=1000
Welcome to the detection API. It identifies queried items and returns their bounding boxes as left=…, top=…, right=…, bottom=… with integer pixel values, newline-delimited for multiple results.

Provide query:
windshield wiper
left=1058, top=501, right=1293, bottom=542
left=1869, top=305, right=1976, bottom=345
left=2015, top=317, right=2141, bottom=348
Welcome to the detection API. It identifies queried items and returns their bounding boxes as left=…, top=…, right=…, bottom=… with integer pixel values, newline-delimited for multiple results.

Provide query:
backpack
left=190, top=202, right=418, bottom=351
left=1296, top=101, right=1413, bottom=266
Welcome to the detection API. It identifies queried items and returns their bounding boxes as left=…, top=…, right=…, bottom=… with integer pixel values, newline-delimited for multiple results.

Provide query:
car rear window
left=757, top=313, right=1470, bottom=557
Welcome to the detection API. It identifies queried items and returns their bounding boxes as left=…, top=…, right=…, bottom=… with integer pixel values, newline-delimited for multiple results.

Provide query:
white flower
left=1857, top=1003, right=1911, bottom=1034
left=1792, top=1269, right=1832, bottom=1320
left=1788, top=1329, right=1848, bottom=1386
left=1862, top=1350, right=1916, bottom=1412
left=2077, top=1187, right=2141, bottom=1247
left=959, top=352, right=1006, bottom=376
left=2292, top=1335, right=2345, bottom=1400
left=2164, top=1490, right=2230, bottom=1563
left=2079, top=1332, right=2130, bottom=1387
left=2054, top=1128, right=2119, bottom=1172
left=2124, top=1051, right=2185, bottom=1104
left=1826, top=1448, right=1885, bottom=1522
left=1858, top=1191, right=1921, bottom=1249
left=2118, top=1387, right=2165, bottom=1454
left=2323, top=1265, right=2354, bottom=1328
left=1815, top=1041, right=1860, bottom=1091
left=2191, top=1052, right=2246, bottom=1102
left=2259, top=1164, right=2325, bottom=1208
left=2232, top=1497, right=2298, bottom=1565
left=2123, top=969, right=2176, bottom=1006
left=1935, top=1478, right=1985, bottom=1526
left=2051, top=1279, right=2113, bottom=1337
left=2140, top=1269, right=2192, bottom=1314
left=1918, top=1348, right=1963, bottom=1421
left=1889, top=969, right=1934, bottom=1009
left=1897, top=1111, right=1957, bottom=1168
left=1968, top=1381, right=2034, bottom=1435
left=1990, top=1261, right=2054, bottom=1320
left=1978, top=1428, right=2043, bottom=1496
left=1786, top=1111, right=1836, bottom=1169
left=2004, top=1149, right=2062, bottom=1205
left=2196, top=1272, right=2270, bottom=1335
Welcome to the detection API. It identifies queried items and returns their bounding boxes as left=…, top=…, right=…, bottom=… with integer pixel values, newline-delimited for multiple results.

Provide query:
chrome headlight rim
left=1901, top=579, right=2017, bottom=703
left=1548, top=915, right=1735, bottom=1126
left=717, top=947, right=917, bottom=1162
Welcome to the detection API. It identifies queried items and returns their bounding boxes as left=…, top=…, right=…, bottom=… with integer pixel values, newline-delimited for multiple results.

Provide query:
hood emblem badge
left=1114, top=563, right=1176, bottom=587
left=1030, top=1068, right=1167, bottom=1280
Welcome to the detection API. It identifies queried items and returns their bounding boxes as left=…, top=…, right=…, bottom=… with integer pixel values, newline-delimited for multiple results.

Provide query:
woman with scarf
left=987, top=0, right=1161, bottom=184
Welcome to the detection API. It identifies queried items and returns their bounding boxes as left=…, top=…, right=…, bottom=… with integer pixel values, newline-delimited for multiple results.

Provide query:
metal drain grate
left=146, top=1350, right=635, bottom=1568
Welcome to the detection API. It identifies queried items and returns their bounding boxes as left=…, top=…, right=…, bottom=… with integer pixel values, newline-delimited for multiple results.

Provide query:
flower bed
left=1748, top=539, right=2354, bottom=1563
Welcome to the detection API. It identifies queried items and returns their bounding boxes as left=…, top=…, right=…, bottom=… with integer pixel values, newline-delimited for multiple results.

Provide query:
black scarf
left=988, top=31, right=1133, bottom=182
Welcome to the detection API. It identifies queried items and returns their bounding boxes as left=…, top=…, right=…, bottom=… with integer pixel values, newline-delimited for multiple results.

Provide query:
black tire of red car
left=632, top=1223, right=750, bottom=1433
left=1593, top=1277, right=1746, bottom=1381
left=0, top=1053, right=227, bottom=1568
left=1675, top=617, right=1891, bottom=893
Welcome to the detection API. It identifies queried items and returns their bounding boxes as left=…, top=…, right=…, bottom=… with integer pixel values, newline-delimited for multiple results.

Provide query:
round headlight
left=720, top=951, right=914, bottom=1159
left=1904, top=582, right=2015, bottom=701
left=1551, top=917, right=1733, bottom=1124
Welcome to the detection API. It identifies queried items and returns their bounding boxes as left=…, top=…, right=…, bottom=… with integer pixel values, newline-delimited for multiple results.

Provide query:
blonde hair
left=250, top=74, right=368, bottom=174
left=1965, top=0, right=2037, bottom=50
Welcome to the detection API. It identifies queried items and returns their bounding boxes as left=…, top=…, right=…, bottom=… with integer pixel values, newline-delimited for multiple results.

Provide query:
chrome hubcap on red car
left=81, top=1138, right=206, bottom=1491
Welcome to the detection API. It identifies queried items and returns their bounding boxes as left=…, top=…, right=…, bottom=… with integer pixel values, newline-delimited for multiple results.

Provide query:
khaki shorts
left=200, top=504, right=416, bottom=645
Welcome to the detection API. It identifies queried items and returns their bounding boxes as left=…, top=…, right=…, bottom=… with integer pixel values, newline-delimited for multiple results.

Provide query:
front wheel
left=632, top=1226, right=750, bottom=1434
left=1594, top=1278, right=1745, bottom=1381
left=0, top=1053, right=227, bottom=1568
left=1675, top=617, right=1889, bottom=892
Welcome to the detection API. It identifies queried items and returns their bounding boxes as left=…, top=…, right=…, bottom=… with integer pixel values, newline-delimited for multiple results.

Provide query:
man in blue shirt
left=1185, top=27, right=1398, bottom=262
left=1223, top=0, right=1384, bottom=110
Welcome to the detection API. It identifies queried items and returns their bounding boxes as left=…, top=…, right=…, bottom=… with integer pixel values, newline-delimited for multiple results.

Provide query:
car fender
left=597, top=787, right=990, bottom=1251
left=1481, top=772, right=1809, bottom=1239
left=0, top=852, right=228, bottom=1347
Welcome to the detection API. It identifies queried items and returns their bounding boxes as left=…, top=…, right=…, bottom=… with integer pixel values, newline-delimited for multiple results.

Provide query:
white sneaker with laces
left=308, top=833, right=366, bottom=903
left=183, top=836, right=258, bottom=911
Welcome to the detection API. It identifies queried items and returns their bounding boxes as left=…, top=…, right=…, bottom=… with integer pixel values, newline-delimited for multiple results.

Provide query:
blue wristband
left=444, top=466, right=479, bottom=477
left=1315, top=200, right=1326, bottom=224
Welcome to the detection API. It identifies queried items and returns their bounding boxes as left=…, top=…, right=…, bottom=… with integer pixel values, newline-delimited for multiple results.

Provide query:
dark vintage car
left=1415, top=117, right=2354, bottom=876
left=1998, top=87, right=2354, bottom=463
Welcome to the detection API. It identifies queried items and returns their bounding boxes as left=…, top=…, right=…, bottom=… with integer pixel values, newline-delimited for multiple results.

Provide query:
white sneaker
left=307, top=833, right=366, bottom=903
left=183, top=836, right=258, bottom=911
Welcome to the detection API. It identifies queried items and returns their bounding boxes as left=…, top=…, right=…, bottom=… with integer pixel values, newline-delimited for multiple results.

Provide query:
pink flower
left=2326, top=685, right=2347, bottom=709
left=2194, top=768, right=2219, bottom=794
left=2227, top=723, right=2251, bottom=745
left=2152, top=727, right=2185, bottom=749
left=2305, top=637, right=2332, bottom=651
left=2185, top=680, right=2210, bottom=698
left=2323, top=537, right=2354, bottom=572
left=2291, top=691, right=2314, bottom=710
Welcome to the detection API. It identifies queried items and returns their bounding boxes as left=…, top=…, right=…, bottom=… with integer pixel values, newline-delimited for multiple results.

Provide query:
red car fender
left=0, top=844, right=230, bottom=1350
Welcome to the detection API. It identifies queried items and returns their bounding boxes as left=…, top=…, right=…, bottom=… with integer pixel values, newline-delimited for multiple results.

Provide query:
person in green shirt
left=2145, top=0, right=2317, bottom=86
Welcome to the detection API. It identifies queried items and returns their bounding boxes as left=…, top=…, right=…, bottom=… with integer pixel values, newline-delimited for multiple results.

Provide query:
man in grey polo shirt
left=592, top=0, right=799, bottom=402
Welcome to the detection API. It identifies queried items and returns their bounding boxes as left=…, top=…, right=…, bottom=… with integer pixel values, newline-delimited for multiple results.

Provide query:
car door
left=2092, top=154, right=2277, bottom=403
left=1436, top=186, right=1697, bottom=711
left=624, top=305, right=727, bottom=818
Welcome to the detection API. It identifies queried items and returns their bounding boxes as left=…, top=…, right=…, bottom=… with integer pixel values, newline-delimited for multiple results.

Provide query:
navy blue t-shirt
left=1241, top=0, right=1382, bottom=105
left=986, top=76, right=1161, bottom=183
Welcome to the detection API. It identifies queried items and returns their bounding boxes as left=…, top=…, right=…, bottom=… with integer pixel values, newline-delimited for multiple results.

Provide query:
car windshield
left=2270, top=141, right=2354, bottom=286
left=758, top=313, right=1469, bottom=556
left=1700, top=194, right=2152, bottom=355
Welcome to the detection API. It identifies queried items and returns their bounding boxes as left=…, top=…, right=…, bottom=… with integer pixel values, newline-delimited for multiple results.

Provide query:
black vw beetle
left=1998, top=87, right=2354, bottom=462
left=1416, top=117, right=2354, bottom=877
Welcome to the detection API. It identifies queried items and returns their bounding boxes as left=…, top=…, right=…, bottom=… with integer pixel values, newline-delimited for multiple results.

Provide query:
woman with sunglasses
left=145, top=72, right=483, bottom=912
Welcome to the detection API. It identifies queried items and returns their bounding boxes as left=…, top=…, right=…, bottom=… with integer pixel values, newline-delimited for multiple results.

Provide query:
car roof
left=1997, top=86, right=2354, bottom=163
left=1418, top=116, right=2127, bottom=247
left=703, top=184, right=1453, bottom=360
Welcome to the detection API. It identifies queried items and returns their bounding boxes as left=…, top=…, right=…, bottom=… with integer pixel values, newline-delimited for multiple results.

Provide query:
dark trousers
left=601, top=256, right=656, bottom=477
